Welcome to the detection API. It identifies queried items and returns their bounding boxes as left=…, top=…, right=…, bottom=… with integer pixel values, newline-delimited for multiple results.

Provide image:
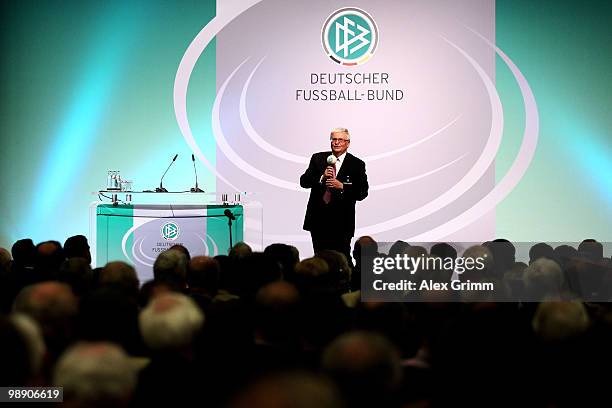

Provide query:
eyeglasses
left=331, top=138, right=349, bottom=144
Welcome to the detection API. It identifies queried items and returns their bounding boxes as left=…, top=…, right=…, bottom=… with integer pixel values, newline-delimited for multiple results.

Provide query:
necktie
left=323, top=163, right=336, bottom=204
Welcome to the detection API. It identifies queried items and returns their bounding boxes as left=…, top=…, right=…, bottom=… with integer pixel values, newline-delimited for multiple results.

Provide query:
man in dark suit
left=300, top=128, right=369, bottom=264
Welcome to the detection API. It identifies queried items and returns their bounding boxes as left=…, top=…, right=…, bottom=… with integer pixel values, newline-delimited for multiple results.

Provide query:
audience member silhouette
left=133, top=292, right=205, bottom=406
left=153, top=249, right=188, bottom=289
left=322, top=331, right=402, bottom=408
left=63, top=235, right=91, bottom=265
left=0, top=233, right=611, bottom=407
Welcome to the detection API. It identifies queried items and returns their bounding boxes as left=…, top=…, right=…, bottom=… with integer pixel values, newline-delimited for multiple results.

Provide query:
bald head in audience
left=322, top=331, right=402, bottom=407
left=231, top=372, right=343, bottom=408
left=101, top=261, right=139, bottom=294
left=13, top=281, right=77, bottom=330
left=54, top=341, right=137, bottom=408
left=188, top=256, right=220, bottom=295
left=35, top=241, right=65, bottom=275
left=139, top=292, right=204, bottom=352
left=353, top=236, right=378, bottom=258
left=255, top=281, right=301, bottom=344
left=532, top=301, right=590, bottom=342
left=13, top=281, right=78, bottom=357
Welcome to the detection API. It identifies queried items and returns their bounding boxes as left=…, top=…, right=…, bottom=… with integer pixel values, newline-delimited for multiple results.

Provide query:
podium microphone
left=224, top=208, right=236, bottom=250
left=156, top=154, right=178, bottom=192
left=190, top=154, right=204, bottom=192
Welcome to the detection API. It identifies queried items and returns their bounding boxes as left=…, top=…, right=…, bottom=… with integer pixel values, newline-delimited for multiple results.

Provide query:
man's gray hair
left=532, top=301, right=590, bottom=341
left=53, top=342, right=137, bottom=407
left=139, top=292, right=204, bottom=351
left=330, top=127, right=350, bottom=139
left=11, top=314, right=46, bottom=376
left=12, top=282, right=78, bottom=326
left=153, top=249, right=187, bottom=284
left=524, top=258, right=565, bottom=299
left=463, top=245, right=494, bottom=271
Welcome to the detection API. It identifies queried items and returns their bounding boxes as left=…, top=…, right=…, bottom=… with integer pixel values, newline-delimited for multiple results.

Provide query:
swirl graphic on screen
left=174, top=1, right=539, bottom=244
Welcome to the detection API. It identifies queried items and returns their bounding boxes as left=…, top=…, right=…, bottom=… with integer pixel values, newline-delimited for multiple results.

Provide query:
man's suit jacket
left=300, top=151, right=369, bottom=237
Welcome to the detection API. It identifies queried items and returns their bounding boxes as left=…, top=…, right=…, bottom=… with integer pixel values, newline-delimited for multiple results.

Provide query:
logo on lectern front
left=322, top=7, right=378, bottom=66
left=161, top=222, right=180, bottom=241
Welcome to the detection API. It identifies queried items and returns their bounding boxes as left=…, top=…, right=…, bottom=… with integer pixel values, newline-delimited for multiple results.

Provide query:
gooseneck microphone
left=190, top=154, right=204, bottom=192
left=224, top=209, right=236, bottom=220
left=156, top=154, right=178, bottom=192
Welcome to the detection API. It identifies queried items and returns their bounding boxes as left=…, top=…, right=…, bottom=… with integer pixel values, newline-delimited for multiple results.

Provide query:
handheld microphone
left=224, top=209, right=236, bottom=220
left=156, top=154, right=178, bottom=192
left=190, top=154, right=204, bottom=192
left=323, top=154, right=338, bottom=182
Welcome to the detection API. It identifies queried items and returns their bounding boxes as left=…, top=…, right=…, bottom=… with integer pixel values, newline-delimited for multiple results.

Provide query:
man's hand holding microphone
left=323, top=155, right=343, bottom=190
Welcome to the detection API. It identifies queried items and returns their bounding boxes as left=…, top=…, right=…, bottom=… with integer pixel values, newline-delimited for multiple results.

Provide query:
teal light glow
left=0, top=1, right=217, bottom=249
left=22, top=5, right=141, bottom=242
left=566, top=128, right=612, bottom=206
